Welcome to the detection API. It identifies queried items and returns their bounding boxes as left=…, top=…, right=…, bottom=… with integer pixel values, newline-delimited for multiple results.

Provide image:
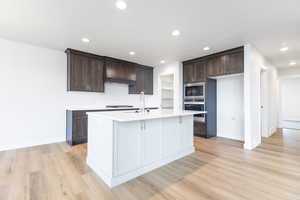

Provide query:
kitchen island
left=87, top=109, right=205, bottom=187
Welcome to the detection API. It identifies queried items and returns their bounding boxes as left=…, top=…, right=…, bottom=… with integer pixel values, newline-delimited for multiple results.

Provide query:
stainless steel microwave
left=184, top=82, right=205, bottom=99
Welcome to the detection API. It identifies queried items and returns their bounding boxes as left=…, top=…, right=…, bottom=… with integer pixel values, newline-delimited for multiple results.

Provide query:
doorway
left=260, top=69, right=268, bottom=138
left=160, top=74, right=174, bottom=110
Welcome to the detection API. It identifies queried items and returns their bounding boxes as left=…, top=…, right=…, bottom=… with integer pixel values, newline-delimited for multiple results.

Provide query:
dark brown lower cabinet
left=66, top=111, right=88, bottom=145
left=66, top=107, right=158, bottom=146
left=194, top=121, right=206, bottom=137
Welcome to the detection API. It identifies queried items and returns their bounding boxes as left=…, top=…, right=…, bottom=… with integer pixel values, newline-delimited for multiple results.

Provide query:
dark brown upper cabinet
left=66, top=48, right=154, bottom=94
left=194, top=61, right=207, bottom=82
left=184, top=47, right=244, bottom=78
left=143, top=66, right=154, bottom=94
left=206, top=55, right=226, bottom=77
left=224, top=50, right=244, bottom=74
left=105, top=58, right=136, bottom=83
left=66, top=49, right=105, bottom=92
left=183, top=60, right=207, bottom=83
left=207, top=48, right=244, bottom=77
left=183, top=63, right=195, bottom=83
left=129, top=65, right=153, bottom=95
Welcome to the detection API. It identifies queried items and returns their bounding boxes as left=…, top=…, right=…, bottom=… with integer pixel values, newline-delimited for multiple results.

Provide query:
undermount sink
left=124, top=110, right=151, bottom=114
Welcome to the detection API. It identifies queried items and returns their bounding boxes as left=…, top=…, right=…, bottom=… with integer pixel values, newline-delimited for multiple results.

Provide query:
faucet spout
left=140, top=91, right=145, bottom=113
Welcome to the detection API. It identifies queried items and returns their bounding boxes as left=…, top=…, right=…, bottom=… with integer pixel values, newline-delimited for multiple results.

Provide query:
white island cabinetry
left=87, top=110, right=203, bottom=188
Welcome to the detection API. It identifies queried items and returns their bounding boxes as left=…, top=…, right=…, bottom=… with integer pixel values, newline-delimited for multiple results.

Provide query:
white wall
left=277, top=68, right=300, bottom=129
left=260, top=66, right=279, bottom=137
left=280, top=78, right=300, bottom=120
left=278, top=67, right=300, bottom=79
left=0, top=38, right=159, bottom=151
left=156, top=62, right=183, bottom=110
left=278, top=78, right=300, bottom=129
left=217, top=75, right=244, bottom=141
left=266, top=67, right=279, bottom=136
left=243, top=44, right=279, bottom=150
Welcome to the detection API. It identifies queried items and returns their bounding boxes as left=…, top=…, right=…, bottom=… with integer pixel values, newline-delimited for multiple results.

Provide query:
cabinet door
left=67, top=50, right=105, bottom=92
left=89, top=58, right=105, bottom=92
left=225, top=51, right=244, bottom=74
left=105, top=59, right=124, bottom=81
left=124, top=62, right=137, bottom=82
left=143, top=67, right=153, bottom=95
left=180, top=116, right=194, bottom=149
left=162, top=117, right=181, bottom=157
left=70, top=54, right=90, bottom=91
left=128, top=65, right=153, bottom=95
left=183, top=63, right=195, bottom=83
left=194, top=121, right=206, bottom=137
left=129, top=65, right=144, bottom=94
left=207, top=56, right=226, bottom=77
left=72, top=115, right=88, bottom=145
left=141, top=119, right=162, bottom=166
left=194, top=61, right=207, bottom=82
left=115, top=121, right=141, bottom=176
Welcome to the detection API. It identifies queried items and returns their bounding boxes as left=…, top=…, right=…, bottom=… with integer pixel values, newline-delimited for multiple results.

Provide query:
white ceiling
left=0, top=0, right=299, bottom=68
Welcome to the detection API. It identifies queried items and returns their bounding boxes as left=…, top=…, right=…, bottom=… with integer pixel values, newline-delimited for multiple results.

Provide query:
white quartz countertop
left=66, top=105, right=158, bottom=111
left=87, top=109, right=207, bottom=122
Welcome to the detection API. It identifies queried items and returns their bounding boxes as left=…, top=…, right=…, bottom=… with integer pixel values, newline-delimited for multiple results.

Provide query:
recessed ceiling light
left=203, top=46, right=210, bottom=51
left=289, top=61, right=296, bottom=66
left=115, top=0, right=127, bottom=10
left=160, top=60, right=166, bottom=64
left=129, top=51, right=135, bottom=56
left=81, top=38, right=90, bottom=43
left=171, top=30, right=180, bottom=37
left=280, top=47, right=288, bottom=52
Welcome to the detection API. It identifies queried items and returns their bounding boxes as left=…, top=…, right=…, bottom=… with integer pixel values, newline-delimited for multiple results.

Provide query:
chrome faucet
left=140, top=91, right=145, bottom=113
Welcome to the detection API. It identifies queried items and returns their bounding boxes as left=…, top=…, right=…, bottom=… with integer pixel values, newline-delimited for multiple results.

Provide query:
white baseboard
left=0, top=137, right=65, bottom=152
left=280, top=120, right=300, bottom=130
left=244, top=140, right=261, bottom=150
left=88, top=146, right=195, bottom=188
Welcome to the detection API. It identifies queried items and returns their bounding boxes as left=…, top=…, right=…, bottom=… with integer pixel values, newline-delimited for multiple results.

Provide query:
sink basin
left=124, top=110, right=151, bottom=114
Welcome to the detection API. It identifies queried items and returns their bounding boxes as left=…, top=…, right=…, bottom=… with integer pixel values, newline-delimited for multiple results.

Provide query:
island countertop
left=87, top=109, right=206, bottom=122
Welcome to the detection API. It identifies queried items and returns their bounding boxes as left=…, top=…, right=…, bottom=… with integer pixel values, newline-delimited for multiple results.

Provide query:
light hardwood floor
left=1, top=129, right=300, bottom=200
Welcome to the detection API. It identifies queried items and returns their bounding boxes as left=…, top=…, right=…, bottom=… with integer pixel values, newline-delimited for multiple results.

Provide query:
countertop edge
left=87, top=111, right=207, bottom=122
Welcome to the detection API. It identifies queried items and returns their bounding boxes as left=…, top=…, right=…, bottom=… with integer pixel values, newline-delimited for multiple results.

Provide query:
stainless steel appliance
left=184, top=82, right=206, bottom=122
left=184, top=100, right=206, bottom=122
left=184, top=82, right=205, bottom=100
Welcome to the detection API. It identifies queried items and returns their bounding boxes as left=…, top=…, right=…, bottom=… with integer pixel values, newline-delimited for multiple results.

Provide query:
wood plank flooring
left=1, top=129, right=300, bottom=200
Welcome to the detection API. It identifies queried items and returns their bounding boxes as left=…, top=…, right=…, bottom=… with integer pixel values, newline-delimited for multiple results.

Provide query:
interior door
left=141, top=119, right=162, bottom=166
left=260, top=70, right=268, bottom=137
